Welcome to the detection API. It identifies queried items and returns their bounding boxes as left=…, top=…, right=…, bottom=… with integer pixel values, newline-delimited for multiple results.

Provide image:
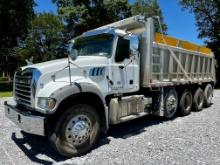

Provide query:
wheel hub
left=166, top=94, right=177, bottom=112
left=72, top=121, right=88, bottom=137
left=65, top=115, right=92, bottom=145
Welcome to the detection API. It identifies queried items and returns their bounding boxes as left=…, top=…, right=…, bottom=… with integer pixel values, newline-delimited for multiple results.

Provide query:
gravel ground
left=1, top=90, right=220, bottom=165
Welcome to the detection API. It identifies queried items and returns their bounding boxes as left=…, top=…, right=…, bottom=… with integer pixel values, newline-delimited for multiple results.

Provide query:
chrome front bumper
left=4, top=101, right=45, bottom=136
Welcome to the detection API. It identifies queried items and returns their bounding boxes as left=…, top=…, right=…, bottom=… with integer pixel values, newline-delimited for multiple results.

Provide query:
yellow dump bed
left=155, top=33, right=212, bottom=56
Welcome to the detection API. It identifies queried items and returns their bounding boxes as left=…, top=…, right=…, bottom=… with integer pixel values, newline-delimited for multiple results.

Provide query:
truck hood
left=23, top=56, right=109, bottom=74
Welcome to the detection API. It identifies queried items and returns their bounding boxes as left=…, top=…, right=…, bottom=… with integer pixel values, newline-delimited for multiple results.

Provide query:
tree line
left=0, top=0, right=219, bottom=86
left=180, top=0, right=220, bottom=87
left=0, top=0, right=166, bottom=81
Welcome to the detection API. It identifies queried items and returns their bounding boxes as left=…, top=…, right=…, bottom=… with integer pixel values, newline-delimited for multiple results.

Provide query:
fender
left=49, top=82, right=109, bottom=132
left=50, top=82, right=106, bottom=109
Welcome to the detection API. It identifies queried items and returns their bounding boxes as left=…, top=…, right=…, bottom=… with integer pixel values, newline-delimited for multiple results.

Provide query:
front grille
left=14, top=70, right=33, bottom=107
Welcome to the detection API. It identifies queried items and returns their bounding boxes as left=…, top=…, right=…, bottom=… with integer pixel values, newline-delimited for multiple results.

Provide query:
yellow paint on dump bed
left=155, top=33, right=179, bottom=47
left=155, top=33, right=212, bottom=56
left=199, top=46, right=212, bottom=55
left=181, top=41, right=198, bottom=52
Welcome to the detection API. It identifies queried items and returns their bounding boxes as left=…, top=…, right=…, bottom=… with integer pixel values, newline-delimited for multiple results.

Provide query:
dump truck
left=4, top=15, right=215, bottom=157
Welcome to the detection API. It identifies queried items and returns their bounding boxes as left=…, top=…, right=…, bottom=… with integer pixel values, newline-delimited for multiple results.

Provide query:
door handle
left=119, top=65, right=124, bottom=69
left=106, top=76, right=114, bottom=85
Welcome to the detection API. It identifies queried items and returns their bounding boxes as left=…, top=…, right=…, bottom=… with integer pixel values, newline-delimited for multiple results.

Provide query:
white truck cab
left=5, top=15, right=215, bottom=157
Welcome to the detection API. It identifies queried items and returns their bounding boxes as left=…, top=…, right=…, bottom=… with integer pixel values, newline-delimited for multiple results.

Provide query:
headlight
left=37, top=97, right=56, bottom=110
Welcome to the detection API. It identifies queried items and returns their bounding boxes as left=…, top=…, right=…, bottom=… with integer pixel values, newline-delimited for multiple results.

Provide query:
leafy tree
left=0, top=0, right=34, bottom=79
left=53, top=0, right=132, bottom=37
left=53, top=0, right=167, bottom=36
left=179, top=0, right=220, bottom=86
left=132, top=0, right=168, bottom=33
left=15, top=13, right=66, bottom=64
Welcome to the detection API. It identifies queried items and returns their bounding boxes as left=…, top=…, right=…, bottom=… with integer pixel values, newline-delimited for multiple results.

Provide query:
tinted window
left=71, top=34, right=114, bottom=58
left=115, top=37, right=129, bottom=63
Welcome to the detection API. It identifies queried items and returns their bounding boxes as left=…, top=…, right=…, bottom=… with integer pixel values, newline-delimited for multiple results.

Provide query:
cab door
left=110, top=36, right=139, bottom=94
left=125, top=36, right=139, bottom=91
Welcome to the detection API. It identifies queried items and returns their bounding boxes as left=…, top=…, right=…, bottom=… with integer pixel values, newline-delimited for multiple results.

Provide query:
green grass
left=0, top=77, right=9, bottom=82
left=0, top=91, right=12, bottom=97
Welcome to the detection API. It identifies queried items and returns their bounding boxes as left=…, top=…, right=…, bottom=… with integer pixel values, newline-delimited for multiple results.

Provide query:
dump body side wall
left=140, top=42, right=215, bottom=88
left=140, top=18, right=215, bottom=88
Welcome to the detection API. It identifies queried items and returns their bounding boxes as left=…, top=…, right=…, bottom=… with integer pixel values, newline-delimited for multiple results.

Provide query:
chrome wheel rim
left=166, top=94, right=177, bottom=115
left=65, top=114, right=92, bottom=146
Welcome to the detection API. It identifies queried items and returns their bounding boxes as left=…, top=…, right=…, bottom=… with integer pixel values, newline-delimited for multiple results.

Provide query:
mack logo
left=89, top=67, right=105, bottom=76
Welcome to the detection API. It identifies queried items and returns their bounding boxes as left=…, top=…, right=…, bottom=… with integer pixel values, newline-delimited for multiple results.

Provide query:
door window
left=115, top=37, right=129, bottom=63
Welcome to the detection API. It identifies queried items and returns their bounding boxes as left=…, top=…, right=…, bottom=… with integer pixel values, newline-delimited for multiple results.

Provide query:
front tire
left=48, top=104, right=100, bottom=157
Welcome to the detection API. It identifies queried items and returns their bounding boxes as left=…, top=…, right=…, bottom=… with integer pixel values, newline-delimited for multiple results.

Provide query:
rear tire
left=204, top=84, right=213, bottom=107
left=164, top=88, right=178, bottom=119
left=179, top=90, right=192, bottom=116
left=48, top=104, right=100, bottom=157
left=193, top=88, right=204, bottom=111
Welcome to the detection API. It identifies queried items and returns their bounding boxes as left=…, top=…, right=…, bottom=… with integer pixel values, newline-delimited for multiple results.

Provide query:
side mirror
left=129, top=36, right=139, bottom=57
left=68, top=39, right=78, bottom=61
left=69, top=50, right=78, bottom=61
left=129, top=49, right=138, bottom=58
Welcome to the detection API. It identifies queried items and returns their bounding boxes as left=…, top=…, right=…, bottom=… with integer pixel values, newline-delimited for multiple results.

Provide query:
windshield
left=70, top=34, right=114, bottom=58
